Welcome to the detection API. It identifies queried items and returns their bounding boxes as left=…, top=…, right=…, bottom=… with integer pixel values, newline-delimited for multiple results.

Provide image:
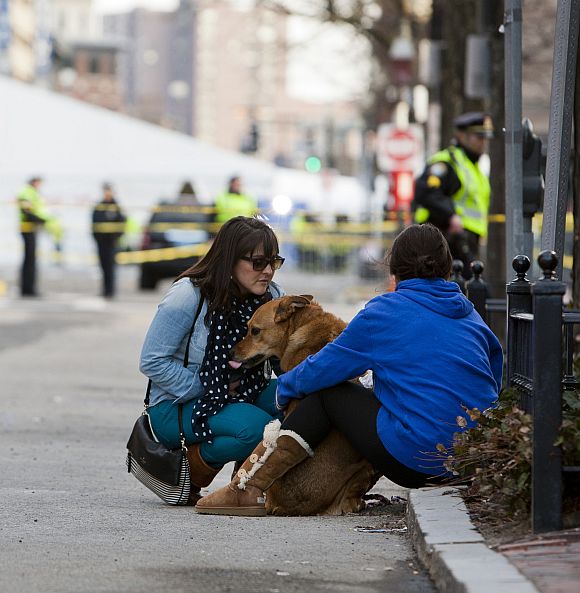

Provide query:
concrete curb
left=407, top=487, right=540, bottom=593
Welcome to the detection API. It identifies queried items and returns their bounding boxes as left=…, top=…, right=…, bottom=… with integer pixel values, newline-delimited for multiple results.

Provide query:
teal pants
left=148, top=380, right=280, bottom=467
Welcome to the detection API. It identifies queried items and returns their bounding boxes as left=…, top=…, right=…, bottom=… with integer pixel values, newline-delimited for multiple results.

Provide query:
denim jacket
left=139, top=277, right=284, bottom=407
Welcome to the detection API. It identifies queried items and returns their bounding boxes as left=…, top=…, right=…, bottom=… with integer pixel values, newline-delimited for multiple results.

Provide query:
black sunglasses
left=240, top=255, right=285, bottom=271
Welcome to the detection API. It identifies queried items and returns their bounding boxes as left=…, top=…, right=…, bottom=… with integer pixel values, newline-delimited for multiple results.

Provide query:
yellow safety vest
left=215, top=192, right=257, bottom=223
left=17, top=185, right=50, bottom=233
left=415, top=146, right=491, bottom=237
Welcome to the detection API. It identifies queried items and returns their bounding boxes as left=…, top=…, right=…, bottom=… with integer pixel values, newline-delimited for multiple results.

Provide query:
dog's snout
left=228, top=346, right=237, bottom=359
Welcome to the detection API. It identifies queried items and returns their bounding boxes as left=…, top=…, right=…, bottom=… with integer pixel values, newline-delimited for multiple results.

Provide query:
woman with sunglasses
left=139, top=216, right=285, bottom=504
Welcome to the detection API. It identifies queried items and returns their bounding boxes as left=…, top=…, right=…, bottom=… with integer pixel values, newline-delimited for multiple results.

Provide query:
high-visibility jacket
left=214, top=192, right=257, bottom=223
left=17, top=184, right=51, bottom=234
left=415, top=146, right=490, bottom=237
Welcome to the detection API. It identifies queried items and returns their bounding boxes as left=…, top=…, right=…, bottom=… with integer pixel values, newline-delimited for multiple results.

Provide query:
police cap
left=453, top=112, right=494, bottom=138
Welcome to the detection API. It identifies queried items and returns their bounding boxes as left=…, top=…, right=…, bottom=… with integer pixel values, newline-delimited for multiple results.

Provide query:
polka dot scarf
left=191, top=291, right=273, bottom=441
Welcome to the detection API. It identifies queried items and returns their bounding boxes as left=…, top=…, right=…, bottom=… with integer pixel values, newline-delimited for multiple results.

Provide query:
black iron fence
left=505, top=251, right=580, bottom=533
left=455, top=252, right=579, bottom=533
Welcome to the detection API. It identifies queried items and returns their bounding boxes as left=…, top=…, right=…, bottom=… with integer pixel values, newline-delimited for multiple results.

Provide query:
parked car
left=139, top=202, right=213, bottom=290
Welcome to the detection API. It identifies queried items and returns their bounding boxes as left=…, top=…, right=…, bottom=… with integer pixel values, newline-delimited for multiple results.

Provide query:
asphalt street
left=0, top=265, right=436, bottom=593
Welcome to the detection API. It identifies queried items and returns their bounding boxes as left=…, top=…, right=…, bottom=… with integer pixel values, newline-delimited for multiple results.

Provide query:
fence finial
left=512, top=254, right=531, bottom=282
left=537, top=250, right=558, bottom=280
left=471, top=260, right=484, bottom=279
left=451, top=259, right=466, bottom=293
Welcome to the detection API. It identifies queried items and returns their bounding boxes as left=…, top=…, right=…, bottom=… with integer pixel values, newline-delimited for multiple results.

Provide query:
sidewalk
left=408, top=487, right=580, bottom=593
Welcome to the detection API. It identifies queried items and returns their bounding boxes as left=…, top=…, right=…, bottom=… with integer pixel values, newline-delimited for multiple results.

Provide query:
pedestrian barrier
left=506, top=251, right=580, bottom=533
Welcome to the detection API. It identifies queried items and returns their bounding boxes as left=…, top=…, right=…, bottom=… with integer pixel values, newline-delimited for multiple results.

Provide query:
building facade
left=103, top=0, right=196, bottom=134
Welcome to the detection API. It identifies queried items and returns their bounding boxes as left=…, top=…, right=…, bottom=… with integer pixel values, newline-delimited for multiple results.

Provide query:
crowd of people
left=14, top=175, right=257, bottom=299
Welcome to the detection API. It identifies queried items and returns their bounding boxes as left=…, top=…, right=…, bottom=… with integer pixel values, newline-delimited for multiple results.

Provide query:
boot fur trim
left=262, top=419, right=281, bottom=448
left=238, top=420, right=281, bottom=491
left=279, top=429, right=314, bottom=457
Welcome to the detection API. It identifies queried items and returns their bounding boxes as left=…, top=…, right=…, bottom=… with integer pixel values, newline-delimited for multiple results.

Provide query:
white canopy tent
left=0, top=76, right=366, bottom=266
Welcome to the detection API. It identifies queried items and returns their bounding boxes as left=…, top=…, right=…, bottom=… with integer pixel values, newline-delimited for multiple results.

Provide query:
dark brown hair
left=177, top=216, right=280, bottom=319
left=386, top=224, right=452, bottom=281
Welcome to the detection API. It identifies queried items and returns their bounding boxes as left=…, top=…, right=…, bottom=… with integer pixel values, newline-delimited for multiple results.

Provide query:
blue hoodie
left=276, top=278, right=503, bottom=475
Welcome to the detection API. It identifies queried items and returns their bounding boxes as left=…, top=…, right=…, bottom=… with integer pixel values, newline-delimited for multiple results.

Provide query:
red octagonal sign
left=376, top=124, right=424, bottom=173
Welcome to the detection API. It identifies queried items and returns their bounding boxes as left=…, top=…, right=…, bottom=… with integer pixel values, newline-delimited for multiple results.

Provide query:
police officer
left=214, top=176, right=258, bottom=224
left=412, top=112, right=493, bottom=278
left=92, top=182, right=126, bottom=298
left=17, top=176, right=59, bottom=297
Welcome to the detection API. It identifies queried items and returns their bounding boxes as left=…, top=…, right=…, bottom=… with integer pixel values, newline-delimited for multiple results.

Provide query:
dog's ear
left=274, top=295, right=312, bottom=322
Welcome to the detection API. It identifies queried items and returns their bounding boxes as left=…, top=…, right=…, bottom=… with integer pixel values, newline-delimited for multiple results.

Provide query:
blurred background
left=0, top=0, right=562, bottom=298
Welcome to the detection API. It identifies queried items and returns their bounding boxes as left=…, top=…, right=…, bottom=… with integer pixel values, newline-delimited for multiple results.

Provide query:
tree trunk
left=439, top=0, right=482, bottom=144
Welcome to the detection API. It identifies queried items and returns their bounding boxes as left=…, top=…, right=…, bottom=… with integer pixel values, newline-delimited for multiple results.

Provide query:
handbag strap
left=144, top=293, right=205, bottom=445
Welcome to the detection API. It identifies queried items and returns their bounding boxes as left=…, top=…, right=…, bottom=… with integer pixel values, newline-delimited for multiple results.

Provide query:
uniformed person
left=412, top=112, right=493, bottom=278
left=16, top=176, right=59, bottom=297
left=92, top=182, right=127, bottom=298
left=214, top=176, right=258, bottom=224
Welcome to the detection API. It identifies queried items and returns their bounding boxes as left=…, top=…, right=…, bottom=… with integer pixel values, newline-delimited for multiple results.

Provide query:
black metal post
left=506, top=255, right=532, bottom=391
left=466, top=261, right=487, bottom=322
left=450, top=259, right=466, bottom=294
left=540, top=0, right=580, bottom=280
left=531, top=250, right=565, bottom=533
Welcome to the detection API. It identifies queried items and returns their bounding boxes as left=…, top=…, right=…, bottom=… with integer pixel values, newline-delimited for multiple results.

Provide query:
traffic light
left=522, top=118, right=544, bottom=216
left=241, top=122, right=259, bottom=153
left=249, top=122, right=259, bottom=153
left=304, top=155, right=322, bottom=173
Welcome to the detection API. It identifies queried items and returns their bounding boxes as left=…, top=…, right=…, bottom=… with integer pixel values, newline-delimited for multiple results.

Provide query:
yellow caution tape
left=116, top=242, right=212, bottom=264
left=152, top=205, right=218, bottom=214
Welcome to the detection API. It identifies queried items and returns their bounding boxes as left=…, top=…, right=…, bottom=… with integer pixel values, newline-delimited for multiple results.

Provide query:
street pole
left=504, top=0, right=524, bottom=284
left=540, top=0, right=580, bottom=281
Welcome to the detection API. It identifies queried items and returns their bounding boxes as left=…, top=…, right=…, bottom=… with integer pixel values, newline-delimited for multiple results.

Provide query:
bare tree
left=255, top=0, right=427, bottom=128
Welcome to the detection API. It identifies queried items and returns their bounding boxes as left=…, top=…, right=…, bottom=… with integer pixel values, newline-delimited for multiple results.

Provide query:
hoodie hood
left=396, top=278, right=474, bottom=319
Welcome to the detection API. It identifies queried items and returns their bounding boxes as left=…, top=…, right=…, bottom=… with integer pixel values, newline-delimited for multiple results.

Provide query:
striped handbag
left=126, top=408, right=191, bottom=505
left=126, top=295, right=203, bottom=505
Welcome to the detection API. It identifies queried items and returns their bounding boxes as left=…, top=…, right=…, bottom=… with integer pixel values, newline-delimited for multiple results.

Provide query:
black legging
left=281, top=381, right=442, bottom=489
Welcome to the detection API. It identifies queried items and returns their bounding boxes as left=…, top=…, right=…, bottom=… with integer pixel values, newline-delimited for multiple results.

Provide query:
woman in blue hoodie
left=196, top=224, right=503, bottom=516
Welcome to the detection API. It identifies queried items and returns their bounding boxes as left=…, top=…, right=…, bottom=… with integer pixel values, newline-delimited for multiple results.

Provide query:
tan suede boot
left=186, top=444, right=222, bottom=505
left=195, top=420, right=313, bottom=516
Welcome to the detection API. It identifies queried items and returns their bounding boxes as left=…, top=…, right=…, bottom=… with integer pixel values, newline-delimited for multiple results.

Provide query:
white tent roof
left=0, top=75, right=365, bottom=213
left=0, top=76, right=366, bottom=266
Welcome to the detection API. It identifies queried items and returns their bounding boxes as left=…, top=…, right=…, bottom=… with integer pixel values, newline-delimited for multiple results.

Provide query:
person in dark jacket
left=195, top=223, right=503, bottom=516
left=92, top=182, right=126, bottom=298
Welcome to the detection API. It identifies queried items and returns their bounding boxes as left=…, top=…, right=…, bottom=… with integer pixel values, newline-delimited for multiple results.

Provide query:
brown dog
left=231, top=294, right=379, bottom=516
